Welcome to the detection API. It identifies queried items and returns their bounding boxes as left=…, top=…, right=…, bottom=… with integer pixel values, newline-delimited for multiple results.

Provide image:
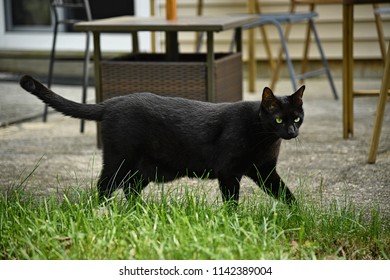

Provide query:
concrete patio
left=0, top=76, right=389, bottom=219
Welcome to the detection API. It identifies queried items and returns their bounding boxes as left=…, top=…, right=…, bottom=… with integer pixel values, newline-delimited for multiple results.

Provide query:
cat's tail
left=20, top=75, right=103, bottom=121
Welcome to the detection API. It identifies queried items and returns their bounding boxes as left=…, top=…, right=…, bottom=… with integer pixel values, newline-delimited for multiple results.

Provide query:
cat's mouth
left=281, top=134, right=298, bottom=140
left=279, top=131, right=299, bottom=140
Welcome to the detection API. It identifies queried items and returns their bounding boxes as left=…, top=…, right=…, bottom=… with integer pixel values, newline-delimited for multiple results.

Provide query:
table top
left=74, top=15, right=259, bottom=33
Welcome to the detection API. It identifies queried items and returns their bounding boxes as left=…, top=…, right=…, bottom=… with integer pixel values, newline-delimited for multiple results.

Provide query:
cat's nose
left=287, top=125, right=298, bottom=138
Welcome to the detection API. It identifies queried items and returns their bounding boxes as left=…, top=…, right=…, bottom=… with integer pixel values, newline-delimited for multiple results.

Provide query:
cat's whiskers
left=294, top=137, right=301, bottom=147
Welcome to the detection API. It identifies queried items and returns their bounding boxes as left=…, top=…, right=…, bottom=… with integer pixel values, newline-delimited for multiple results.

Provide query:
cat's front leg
left=122, top=174, right=148, bottom=202
left=217, top=174, right=242, bottom=204
left=246, top=164, right=296, bottom=205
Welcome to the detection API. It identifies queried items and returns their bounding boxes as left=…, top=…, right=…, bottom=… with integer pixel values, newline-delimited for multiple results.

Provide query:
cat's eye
left=294, top=117, right=301, bottom=123
left=275, top=117, right=283, bottom=124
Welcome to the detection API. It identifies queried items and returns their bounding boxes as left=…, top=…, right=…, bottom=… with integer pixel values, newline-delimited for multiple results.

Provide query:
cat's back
left=103, top=92, right=235, bottom=118
left=105, top=92, right=204, bottom=108
left=102, top=92, right=261, bottom=134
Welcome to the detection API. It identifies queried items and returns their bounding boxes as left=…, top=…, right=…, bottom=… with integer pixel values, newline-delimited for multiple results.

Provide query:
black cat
left=20, top=75, right=304, bottom=205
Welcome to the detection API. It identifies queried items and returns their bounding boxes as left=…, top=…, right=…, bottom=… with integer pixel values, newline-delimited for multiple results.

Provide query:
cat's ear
left=262, top=87, right=278, bottom=112
left=291, top=85, right=305, bottom=106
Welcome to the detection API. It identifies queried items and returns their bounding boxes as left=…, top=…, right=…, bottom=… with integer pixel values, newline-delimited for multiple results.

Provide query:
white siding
left=155, top=0, right=390, bottom=60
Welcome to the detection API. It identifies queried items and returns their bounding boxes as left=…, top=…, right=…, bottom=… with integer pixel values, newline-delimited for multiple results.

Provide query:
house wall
left=155, top=0, right=390, bottom=61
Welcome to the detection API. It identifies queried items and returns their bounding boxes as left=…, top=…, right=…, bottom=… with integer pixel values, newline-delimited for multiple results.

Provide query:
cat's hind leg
left=97, top=156, right=132, bottom=203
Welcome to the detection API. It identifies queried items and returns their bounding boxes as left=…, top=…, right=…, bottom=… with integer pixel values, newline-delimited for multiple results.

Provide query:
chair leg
left=196, top=32, right=205, bottom=53
left=367, top=44, right=390, bottom=163
left=254, top=0, right=275, bottom=72
left=270, top=2, right=297, bottom=90
left=300, top=4, right=315, bottom=84
left=194, top=0, right=204, bottom=52
left=45, top=22, right=58, bottom=122
left=271, top=20, right=298, bottom=91
left=373, top=4, right=386, bottom=61
left=309, top=19, right=339, bottom=100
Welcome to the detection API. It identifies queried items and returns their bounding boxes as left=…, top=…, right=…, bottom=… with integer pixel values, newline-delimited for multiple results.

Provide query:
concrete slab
left=0, top=79, right=94, bottom=126
left=0, top=77, right=389, bottom=219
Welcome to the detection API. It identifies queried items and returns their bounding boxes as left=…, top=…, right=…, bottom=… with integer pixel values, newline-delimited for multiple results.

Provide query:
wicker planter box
left=100, top=53, right=242, bottom=102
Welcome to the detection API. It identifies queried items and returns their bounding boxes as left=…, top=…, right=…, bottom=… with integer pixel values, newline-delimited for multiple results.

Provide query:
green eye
left=294, top=117, right=301, bottom=123
left=275, top=117, right=283, bottom=124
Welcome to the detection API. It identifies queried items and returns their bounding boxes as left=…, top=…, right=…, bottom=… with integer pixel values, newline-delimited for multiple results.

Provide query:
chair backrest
left=52, top=0, right=85, bottom=7
left=51, top=0, right=92, bottom=23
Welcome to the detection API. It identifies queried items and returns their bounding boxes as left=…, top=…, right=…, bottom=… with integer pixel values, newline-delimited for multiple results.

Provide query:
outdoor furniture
left=373, top=5, right=390, bottom=60
left=46, top=0, right=92, bottom=133
left=292, top=0, right=390, bottom=138
left=241, top=1, right=338, bottom=97
left=74, top=15, right=258, bottom=146
left=367, top=43, right=390, bottom=163
left=195, top=0, right=278, bottom=93
left=367, top=16, right=390, bottom=163
left=245, top=0, right=389, bottom=138
left=235, top=12, right=338, bottom=99
left=342, top=0, right=390, bottom=139
left=269, top=0, right=342, bottom=91
left=75, top=15, right=257, bottom=102
left=195, top=1, right=337, bottom=96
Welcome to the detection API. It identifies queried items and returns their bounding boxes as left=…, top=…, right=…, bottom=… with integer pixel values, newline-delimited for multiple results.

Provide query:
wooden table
left=74, top=15, right=258, bottom=104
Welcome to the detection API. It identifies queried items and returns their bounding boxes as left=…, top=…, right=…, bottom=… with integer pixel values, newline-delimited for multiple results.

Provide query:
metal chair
left=45, top=0, right=92, bottom=133
left=233, top=12, right=338, bottom=99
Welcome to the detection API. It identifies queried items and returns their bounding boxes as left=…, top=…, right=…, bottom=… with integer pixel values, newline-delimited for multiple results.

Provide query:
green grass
left=0, top=181, right=389, bottom=260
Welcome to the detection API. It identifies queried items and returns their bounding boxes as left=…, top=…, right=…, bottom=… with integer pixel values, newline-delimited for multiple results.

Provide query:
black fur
left=20, top=75, right=305, bottom=205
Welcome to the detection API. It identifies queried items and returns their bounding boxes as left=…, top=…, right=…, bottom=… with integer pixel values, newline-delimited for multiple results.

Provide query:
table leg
left=342, top=5, right=354, bottom=139
left=367, top=43, right=390, bottom=163
left=93, top=32, right=103, bottom=148
left=234, top=27, right=242, bottom=53
left=206, top=31, right=215, bottom=102
left=165, top=31, right=179, bottom=61
left=131, top=31, right=139, bottom=54
left=150, top=0, right=156, bottom=53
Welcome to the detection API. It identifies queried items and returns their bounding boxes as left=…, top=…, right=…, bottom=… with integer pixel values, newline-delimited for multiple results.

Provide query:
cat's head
left=260, top=86, right=305, bottom=140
